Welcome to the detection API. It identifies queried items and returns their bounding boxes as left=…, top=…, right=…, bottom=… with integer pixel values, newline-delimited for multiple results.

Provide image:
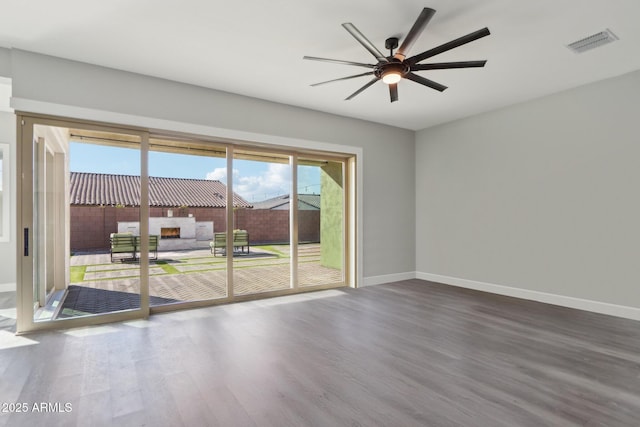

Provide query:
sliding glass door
left=147, top=138, right=229, bottom=307
left=297, top=158, right=345, bottom=287
left=17, top=115, right=353, bottom=333
left=61, top=128, right=144, bottom=320
left=18, top=119, right=147, bottom=332
left=232, top=149, right=292, bottom=296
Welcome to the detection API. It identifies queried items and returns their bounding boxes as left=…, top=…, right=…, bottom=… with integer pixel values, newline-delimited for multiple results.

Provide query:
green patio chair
left=135, top=235, right=159, bottom=260
left=110, top=232, right=136, bottom=262
left=210, top=232, right=227, bottom=256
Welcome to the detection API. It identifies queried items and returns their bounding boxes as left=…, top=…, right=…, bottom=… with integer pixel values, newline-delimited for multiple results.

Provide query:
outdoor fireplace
left=161, top=227, right=180, bottom=239
left=118, top=218, right=213, bottom=250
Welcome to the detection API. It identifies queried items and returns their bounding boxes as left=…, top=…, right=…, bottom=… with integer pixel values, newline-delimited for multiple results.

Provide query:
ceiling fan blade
left=412, top=60, right=487, bottom=71
left=311, top=71, right=375, bottom=87
left=395, top=7, right=436, bottom=60
left=405, top=72, right=447, bottom=92
left=407, top=27, right=491, bottom=65
left=303, top=56, right=376, bottom=69
left=342, top=23, right=388, bottom=62
left=389, top=83, right=398, bottom=103
left=345, top=77, right=379, bottom=100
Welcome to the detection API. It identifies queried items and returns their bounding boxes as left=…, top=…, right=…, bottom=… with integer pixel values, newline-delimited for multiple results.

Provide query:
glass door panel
left=232, top=149, right=291, bottom=296
left=32, top=124, right=143, bottom=321
left=147, top=138, right=229, bottom=306
left=297, top=159, right=345, bottom=287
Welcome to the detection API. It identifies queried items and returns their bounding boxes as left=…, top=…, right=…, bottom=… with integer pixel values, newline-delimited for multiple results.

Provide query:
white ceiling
left=1, top=0, right=640, bottom=130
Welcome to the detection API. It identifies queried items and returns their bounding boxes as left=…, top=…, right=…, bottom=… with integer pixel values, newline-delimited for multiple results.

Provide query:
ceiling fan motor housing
left=375, top=60, right=409, bottom=80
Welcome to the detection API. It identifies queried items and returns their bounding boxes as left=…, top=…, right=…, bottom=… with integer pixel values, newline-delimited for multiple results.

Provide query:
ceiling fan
left=304, top=7, right=490, bottom=102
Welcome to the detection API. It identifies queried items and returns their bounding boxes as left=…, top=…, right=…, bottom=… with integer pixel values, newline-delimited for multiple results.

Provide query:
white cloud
left=206, top=164, right=291, bottom=202
left=205, top=167, right=233, bottom=182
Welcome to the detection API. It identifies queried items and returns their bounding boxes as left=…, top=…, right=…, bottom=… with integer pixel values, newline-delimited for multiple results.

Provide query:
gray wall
left=7, top=49, right=416, bottom=280
left=415, top=70, right=640, bottom=308
left=0, top=48, right=10, bottom=78
left=0, top=111, right=16, bottom=286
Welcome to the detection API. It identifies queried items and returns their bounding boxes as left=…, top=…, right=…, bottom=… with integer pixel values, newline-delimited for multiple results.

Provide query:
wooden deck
left=62, top=244, right=343, bottom=317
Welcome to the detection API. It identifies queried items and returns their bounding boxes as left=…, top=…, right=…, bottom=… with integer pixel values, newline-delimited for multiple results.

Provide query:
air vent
left=567, top=29, right=618, bottom=54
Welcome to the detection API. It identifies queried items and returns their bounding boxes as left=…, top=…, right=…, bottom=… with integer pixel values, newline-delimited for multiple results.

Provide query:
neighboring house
left=252, top=193, right=320, bottom=210
left=70, top=172, right=252, bottom=209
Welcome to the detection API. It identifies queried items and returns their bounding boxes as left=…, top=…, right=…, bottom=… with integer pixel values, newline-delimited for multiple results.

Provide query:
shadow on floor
left=208, top=251, right=276, bottom=259
left=0, top=291, right=16, bottom=332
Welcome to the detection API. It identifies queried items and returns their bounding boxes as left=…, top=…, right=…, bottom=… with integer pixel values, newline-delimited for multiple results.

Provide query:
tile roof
left=70, top=172, right=252, bottom=208
left=298, top=194, right=321, bottom=210
left=252, top=194, right=320, bottom=210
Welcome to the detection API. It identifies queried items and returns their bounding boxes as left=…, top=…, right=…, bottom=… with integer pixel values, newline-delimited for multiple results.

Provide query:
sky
left=69, top=142, right=321, bottom=202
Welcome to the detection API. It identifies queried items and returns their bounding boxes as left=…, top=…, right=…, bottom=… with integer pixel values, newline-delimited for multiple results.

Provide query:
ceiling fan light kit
left=382, top=72, right=402, bottom=84
left=380, top=62, right=407, bottom=84
left=304, top=7, right=490, bottom=103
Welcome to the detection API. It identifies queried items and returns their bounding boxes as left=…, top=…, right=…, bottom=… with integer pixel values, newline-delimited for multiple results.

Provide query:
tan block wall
left=70, top=206, right=319, bottom=251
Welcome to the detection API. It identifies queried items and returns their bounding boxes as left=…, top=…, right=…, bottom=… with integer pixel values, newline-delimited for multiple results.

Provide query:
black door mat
left=57, top=285, right=178, bottom=318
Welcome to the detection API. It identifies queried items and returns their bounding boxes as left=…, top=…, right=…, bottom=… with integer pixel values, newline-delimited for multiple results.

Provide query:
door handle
left=24, top=228, right=29, bottom=256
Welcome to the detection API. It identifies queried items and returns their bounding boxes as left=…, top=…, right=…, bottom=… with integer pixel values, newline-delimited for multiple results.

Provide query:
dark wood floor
left=1, top=279, right=639, bottom=426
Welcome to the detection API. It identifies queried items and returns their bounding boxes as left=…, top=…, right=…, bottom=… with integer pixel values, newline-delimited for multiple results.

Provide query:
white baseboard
left=416, top=272, right=640, bottom=321
left=0, top=282, right=16, bottom=293
left=362, top=271, right=416, bottom=287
